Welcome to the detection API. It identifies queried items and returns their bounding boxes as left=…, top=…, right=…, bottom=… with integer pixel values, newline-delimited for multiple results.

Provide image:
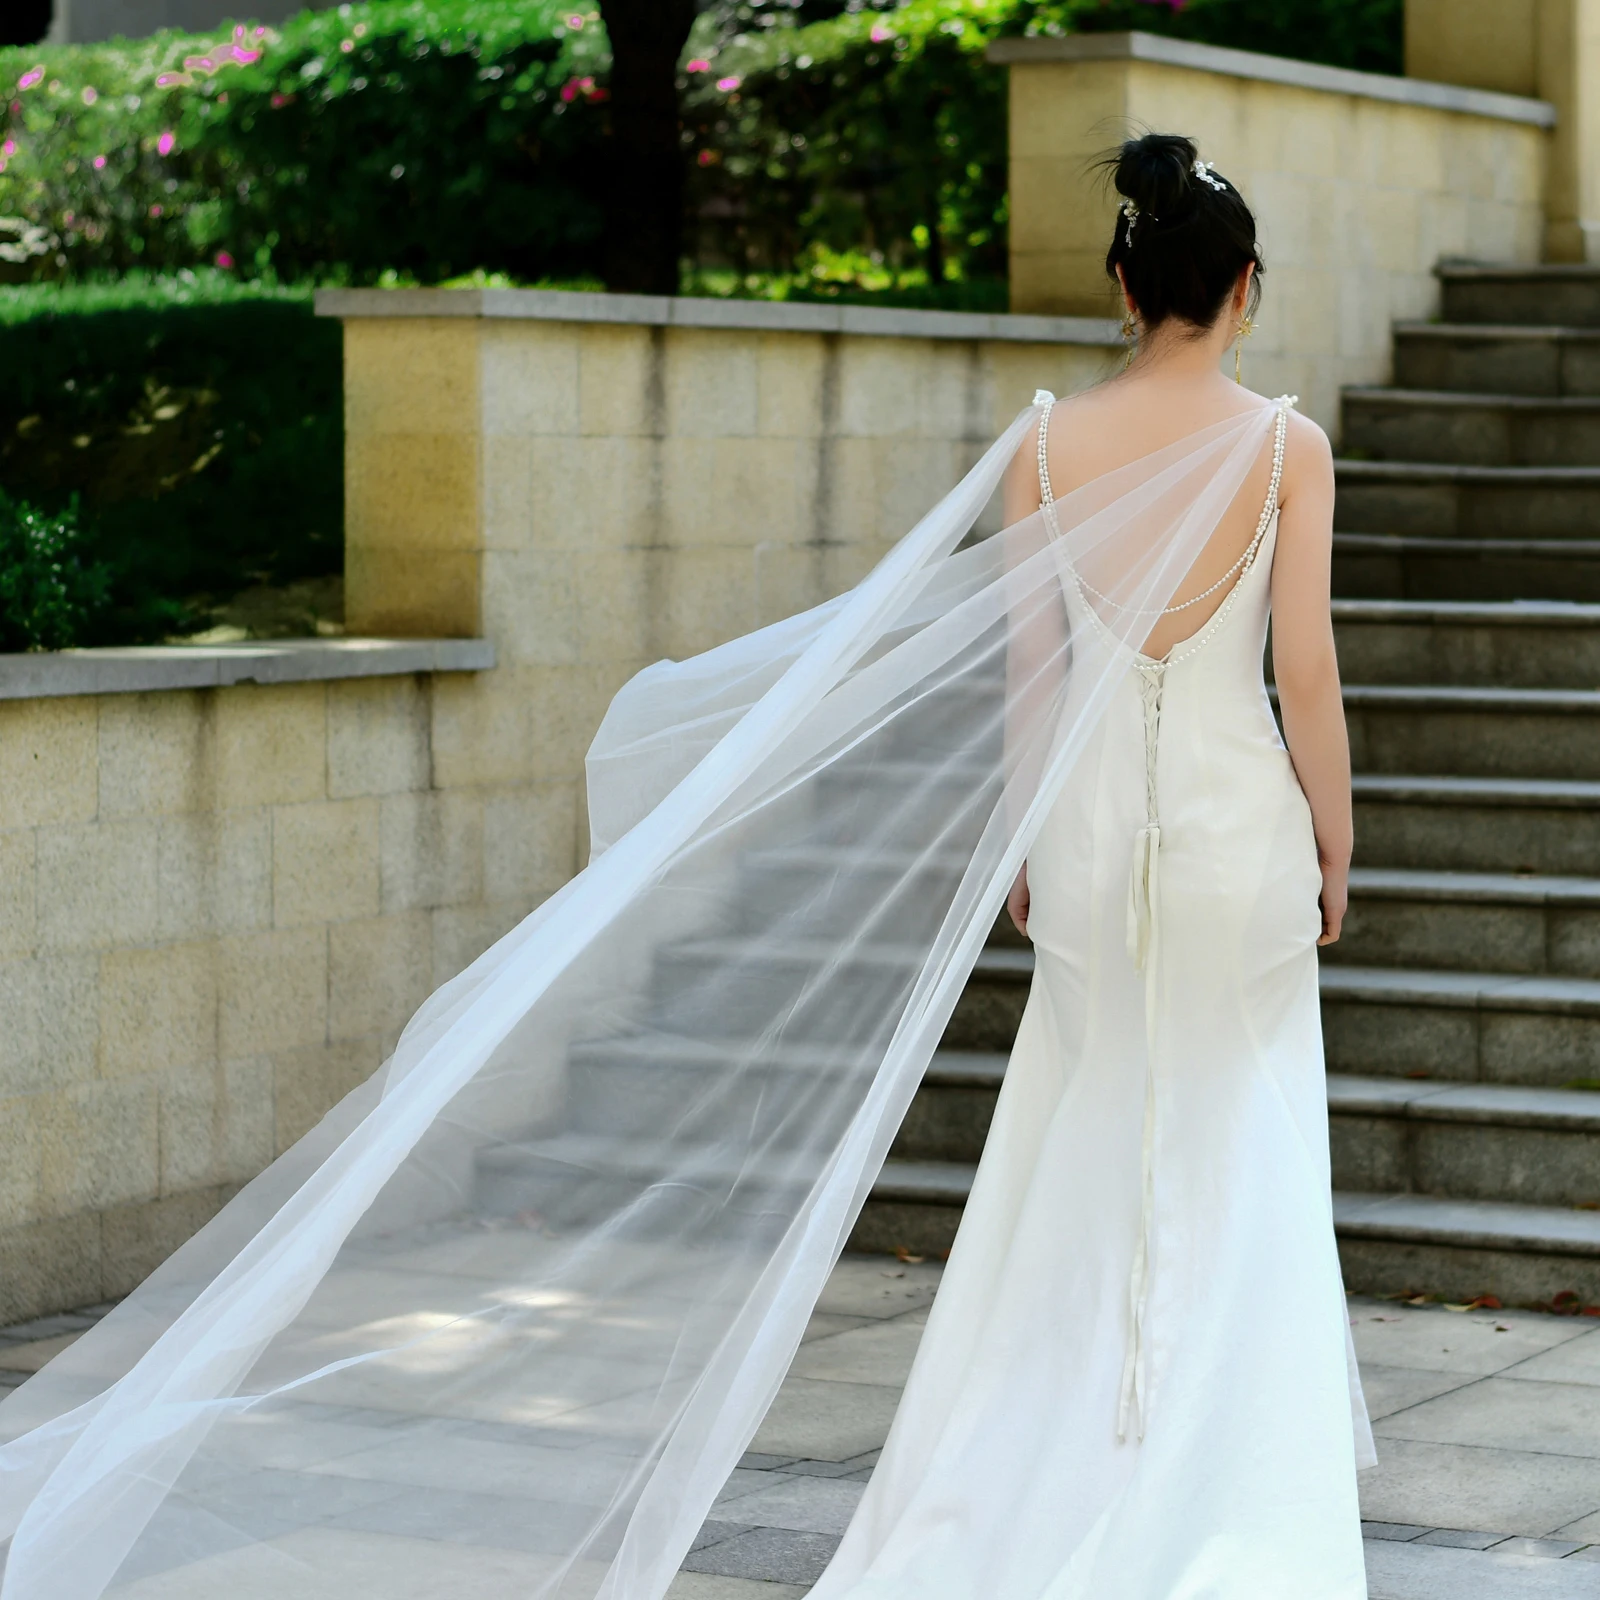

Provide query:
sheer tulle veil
left=0, top=395, right=1285, bottom=1600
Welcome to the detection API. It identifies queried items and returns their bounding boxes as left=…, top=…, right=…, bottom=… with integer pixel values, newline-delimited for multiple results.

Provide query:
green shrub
left=0, top=0, right=610, bottom=284
left=0, top=490, right=111, bottom=650
left=0, top=271, right=341, bottom=642
left=683, top=0, right=1401, bottom=295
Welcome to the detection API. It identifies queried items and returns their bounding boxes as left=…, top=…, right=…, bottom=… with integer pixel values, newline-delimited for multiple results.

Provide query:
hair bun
left=1113, top=133, right=1199, bottom=221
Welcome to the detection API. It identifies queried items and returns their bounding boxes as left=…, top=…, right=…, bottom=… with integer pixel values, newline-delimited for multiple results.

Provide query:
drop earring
left=1121, top=308, right=1137, bottom=371
left=1233, top=312, right=1254, bottom=384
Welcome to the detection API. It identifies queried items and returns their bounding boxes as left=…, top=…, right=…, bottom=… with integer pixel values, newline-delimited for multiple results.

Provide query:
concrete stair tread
left=1348, top=865, right=1600, bottom=906
left=1352, top=773, right=1600, bottom=807
left=1436, top=262, right=1600, bottom=284
left=1336, top=458, right=1600, bottom=484
left=1335, top=533, right=1600, bottom=557
left=1327, top=1072, right=1600, bottom=1128
left=871, top=1160, right=1600, bottom=1258
left=1320, top=963, right=1600, bottom=1015
left=742, top=843, right=973, bottom=873
left=1394, top=321, right=1600, bottom=342
left=1340, top=683, right=1600, bottom=711
left=1332, top=597, right=1600, bottom=624
left=1342, top=385, right=1600, bottom=411
left=1331, top=1190, right=1600, bottom=1256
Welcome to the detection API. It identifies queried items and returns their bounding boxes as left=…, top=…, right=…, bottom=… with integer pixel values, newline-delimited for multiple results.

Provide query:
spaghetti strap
left=1034, top=390, right=1057, bottom=510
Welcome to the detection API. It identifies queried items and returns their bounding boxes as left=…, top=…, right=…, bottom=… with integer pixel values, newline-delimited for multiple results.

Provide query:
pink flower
left=1, top=140, right=15, bottom=157
left=559, top=75, right=595, bottom=103
left=716, top=75, right=740, bottom=91
left=215, top=250, right=235, bottom=268
left=566, top=13, right=584, bottom=28
left=149, top=204, right=162, bottom=217
left=17, top=68, right=43, bottom=90
left=183, top=55, right=215, bottom=72
left=81, top=85, right=98, bottom=104
left=156, top=73, right=182, bottom=87
left=870, top=24, right=894, bottom=41
left=686, top=58, right=710, bottom=72
left=340, top=38, right=354, bottom=52
left=157, top=130, right=175, bottom=156
left=270, top=91, right=290, bottom=108
left=696, top=149, right=715, bottom=167
left=92, top=153, right=106, bottom=169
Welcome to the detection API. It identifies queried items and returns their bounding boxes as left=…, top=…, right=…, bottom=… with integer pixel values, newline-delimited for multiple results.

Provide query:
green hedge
left=0, top=272, right=341, bottom=643
left=0, top=0, right=609, bottom=284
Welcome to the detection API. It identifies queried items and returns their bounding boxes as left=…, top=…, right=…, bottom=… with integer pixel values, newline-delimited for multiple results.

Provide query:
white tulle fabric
left=0, top=398, right=1326, bottom=1600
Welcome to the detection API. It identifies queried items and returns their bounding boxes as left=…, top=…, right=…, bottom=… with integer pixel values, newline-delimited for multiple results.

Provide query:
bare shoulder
left=1281, top=407, right=1333, bottom=489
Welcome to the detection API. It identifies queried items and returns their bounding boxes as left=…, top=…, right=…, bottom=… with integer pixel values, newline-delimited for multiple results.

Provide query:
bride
left=0, top=135, right=1369, bottom=1600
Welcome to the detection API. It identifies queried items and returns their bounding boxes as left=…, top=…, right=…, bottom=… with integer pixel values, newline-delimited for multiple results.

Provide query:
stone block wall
left=320, top=290, right=1124, bottom=862
left=0, top=642, right=536, bottom=1324
left=992, top=32, right=1553, bottom=427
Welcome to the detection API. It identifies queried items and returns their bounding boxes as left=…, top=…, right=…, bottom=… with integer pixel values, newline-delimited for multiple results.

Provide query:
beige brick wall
left=999, top=42, right=1550, bottom=425
left=0, top=671, right=553, bottom=1323
left=2, top=306, right=1117, bottom=1321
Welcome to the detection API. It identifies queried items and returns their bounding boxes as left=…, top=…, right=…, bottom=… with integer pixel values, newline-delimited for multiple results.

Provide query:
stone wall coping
left=314, top=287, right=1125, bottom=346
left=986, top=31, right=1559, bottom=128
left=0, top=637, right=495, bottom=700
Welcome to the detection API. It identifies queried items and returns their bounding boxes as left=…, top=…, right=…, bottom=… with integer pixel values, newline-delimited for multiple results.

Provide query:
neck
left=1125, top=314, right=1237, bottom=383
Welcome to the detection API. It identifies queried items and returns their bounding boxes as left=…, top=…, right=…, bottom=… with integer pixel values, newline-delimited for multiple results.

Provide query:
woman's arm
left=1001, top=420, right=1049, bottom=938
left=1270, top=413, right=1351, bottom=946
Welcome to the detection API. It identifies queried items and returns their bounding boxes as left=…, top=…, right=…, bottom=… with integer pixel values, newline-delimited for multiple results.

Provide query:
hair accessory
left=1119, top=197, right=1140, bottom=245
left=1192, top=158, right=1228, bottom=192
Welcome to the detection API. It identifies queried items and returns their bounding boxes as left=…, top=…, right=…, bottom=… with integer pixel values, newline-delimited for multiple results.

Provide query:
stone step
left=1321, top=963, right=1600, bottom=1088
left=1340, top=683, right=1600, bottom=781
left=1332, top=533, right=1600, bottom=602
left=1340, top=386, right=1600, bottom=466
left=1334, top=459, right=1600, bottom=539
left=1391, top=322, right=1600, bottom=396
left=1438, top=261, right=1600, bottom=329
left=854, top=1160, right=1600, bottom=1302
left=1352, top=773, right=1600, bottom=877
left=1329, top=599, right=1600, bottom=687
left=1329, top=1074, right=1600, bottom=1208
left=1335, top=866, right=1600, bottom=978
left=1332, top=1189, right=1600, bottom=1304
left=735, top=842, right=972, bottom=935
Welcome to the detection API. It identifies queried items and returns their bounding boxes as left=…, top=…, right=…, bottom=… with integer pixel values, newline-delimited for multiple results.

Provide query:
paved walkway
left=7, top=1261, right=1600, bottom=1598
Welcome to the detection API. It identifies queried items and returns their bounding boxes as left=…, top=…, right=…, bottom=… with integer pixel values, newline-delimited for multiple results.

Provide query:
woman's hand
left=1008, top=863, right=1030, bottom=939
left=1317, top=852, right=1347, bottom=947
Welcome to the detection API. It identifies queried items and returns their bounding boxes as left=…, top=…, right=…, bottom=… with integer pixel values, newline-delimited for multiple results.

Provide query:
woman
left=806, top=132, right=1372, bottom=1600
left=0, top=137, right=1368, bottom=1600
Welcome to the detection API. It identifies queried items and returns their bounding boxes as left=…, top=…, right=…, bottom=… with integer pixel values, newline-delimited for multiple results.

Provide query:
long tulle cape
left=0, top=398, right=1284, bottom=1600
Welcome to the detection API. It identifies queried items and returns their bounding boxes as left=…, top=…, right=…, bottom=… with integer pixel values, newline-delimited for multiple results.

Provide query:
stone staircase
left=857, top=262, right=1600, bottom=1307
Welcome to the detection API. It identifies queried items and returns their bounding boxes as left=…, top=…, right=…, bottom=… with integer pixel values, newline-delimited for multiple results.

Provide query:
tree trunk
left=0, top=0, right=52, bottom=46
left=597, top=0, right=697, bottom=295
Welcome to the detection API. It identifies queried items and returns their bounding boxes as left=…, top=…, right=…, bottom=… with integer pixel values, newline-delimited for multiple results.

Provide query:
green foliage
left=0, top=0, right=610, bottom=284
left=0, top=271, right=341, bottom=643
left=0, top=490, right=111, bottom=650
left=684, top=0, right=1401, bottom=295
left=1012, top=0, right=1404, bottom=76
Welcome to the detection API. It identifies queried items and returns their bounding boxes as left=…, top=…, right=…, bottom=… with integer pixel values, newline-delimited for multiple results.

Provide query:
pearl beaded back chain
left=1034, top=394, right=1294, bottom=618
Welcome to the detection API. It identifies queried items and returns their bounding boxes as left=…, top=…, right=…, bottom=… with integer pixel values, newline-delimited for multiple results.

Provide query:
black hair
left=1101, top=133, right=1264, bottom=332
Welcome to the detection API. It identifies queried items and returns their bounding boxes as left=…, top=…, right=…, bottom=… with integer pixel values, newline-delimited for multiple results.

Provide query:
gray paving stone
left=714, top=1470, right=794, bottom=1510
left=1358, top=1363, right=1476, bottom=1421
left=1360, top=1436, right=1600, bottom=1536
left=1504, top=1326, right=1600, bottom=1385
left=783, top=1451, right=881, bottom=1479
left=715, top=1476, right=865, bottom=1536
left=1366, top=1537, right=1600, bottom=1598
left=736, top=1454, right=797, bottom=1472
left=690, top=1522, right=753, bottom=1553
left=1363, top=1520, right=1431, bottom=1541
left=681, top=1527, right=842, bottom=1586
left=748, top=1378, right=902, bottom=1463
left=1493, top=1536, right=1587, bottom=1557
left=1556, top=1507, right=1600, bottom=1539
left=786, top=1319, right=930, bottom=1387
left=666, top=1571, right=810, bottom=1600
left=811, top=1257, right=943, bottom=1320
left=1376, top=1375, right=1600, bottom=1458
left=1349, top=1298, right=1588, bottom=1376
left=1415, top=1527, right=1509, bottom=1548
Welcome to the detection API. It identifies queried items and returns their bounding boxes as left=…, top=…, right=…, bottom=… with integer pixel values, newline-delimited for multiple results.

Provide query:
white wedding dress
left=809, top=397, right=1375, bottom=1600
